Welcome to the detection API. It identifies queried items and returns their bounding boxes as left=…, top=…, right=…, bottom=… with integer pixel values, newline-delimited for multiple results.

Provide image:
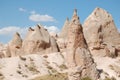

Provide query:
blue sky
left=0, top=0, right=120, bottom=43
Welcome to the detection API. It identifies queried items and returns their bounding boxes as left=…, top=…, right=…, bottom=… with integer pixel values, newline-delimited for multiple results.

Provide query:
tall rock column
left=67, top=9, right=99, bottom=80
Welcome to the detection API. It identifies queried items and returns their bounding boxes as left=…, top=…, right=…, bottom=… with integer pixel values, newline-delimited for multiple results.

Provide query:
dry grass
left=59, top=64, right=68, bottom=70
left=81, top=77, right=92, bottom=80
left=31, top=73, right=68, bottom=80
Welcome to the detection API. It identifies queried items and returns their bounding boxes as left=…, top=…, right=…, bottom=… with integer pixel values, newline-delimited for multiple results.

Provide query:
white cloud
left=30, top=11, right=36, bottom=14
left=44, top=26, right=59, bottom=34
left=0, top=25, right=59, bottom=43
left=29, top=13, right=55, bottom=22
left=19, top=8, right=26, bottom=12
left=0, top=25, right=59, bottom=37
left=0, top=26, right=28, bottom=38
left=18, top=8, right=56, bottom=22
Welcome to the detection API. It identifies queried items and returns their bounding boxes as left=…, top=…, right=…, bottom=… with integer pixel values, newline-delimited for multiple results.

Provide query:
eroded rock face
left=22, top=25, right=59, bottom=54
left=0, top=25, right=59, bottom=57
left=83, top=7, right=120, bottom=57
left=8, top=32, right=22, bottom=57
left=66, top=9, right=99, bottom=80
left=0, top=43, right=5, bottom=58
left=57, top=18, right=70, bottom=52
left=59, top=17, right=70, bottom=39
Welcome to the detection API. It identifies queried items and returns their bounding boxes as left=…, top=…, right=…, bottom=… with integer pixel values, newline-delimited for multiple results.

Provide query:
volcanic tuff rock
left=1, top=7, right=120, bottom=80
left=0, top=43, right=10, bottom=58
left=57, top=18, right=69, bottom=52
left=0, top=25, right=60, bottom=58
left=22, top=24, right=59, bottom=54
left=0, top=52, right=67, bottom=80
left=83, top=7, right=120, bottom=57
left=59, top=17, right=70, bottom=39
left=8, top=32, right=22, bottom=57
left=0, top=43, right=5, bottom=58
left=66, top=9, right=99, bottom=80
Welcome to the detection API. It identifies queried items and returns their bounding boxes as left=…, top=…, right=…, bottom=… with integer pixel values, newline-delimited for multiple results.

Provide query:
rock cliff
left=22, top=24, right=59, bottom=55
left=83, top=7, right=120, bottom=57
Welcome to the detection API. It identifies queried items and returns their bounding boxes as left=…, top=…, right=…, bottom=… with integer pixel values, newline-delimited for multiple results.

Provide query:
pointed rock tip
left=73, top=8, right=77, bottom=16
left=65, top=17, right=69, bottom=23
left=94, top=7, right=103, bottom=11
left=94, top=7, right=109, bottom=14
left=15, top=32, right=20, bottom=37
left=37, top=24, right=41, bottom=29
left=66, top=17, right=69, bottom=21
left=28, top=27, right=34, bottom=31
left=35, top=24, right=41, bottom=30
left=92, top=7, right=112, bottom=19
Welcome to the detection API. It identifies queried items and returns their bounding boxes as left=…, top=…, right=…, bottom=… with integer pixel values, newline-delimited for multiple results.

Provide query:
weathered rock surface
left=59, top=17, right=70, bottom=39
left=8, top=32, right=22, bottom=57
left=57, top=18, right=69, bottom=52
left=22, top=24, right=59, bottom=55
left=56, top=38, right=67, bottom=52
left=0, top=43, right=10, bottom=58
left=66, top=9, right=99, bottom=80
left=0, top=25, right=59, bottom=57
left=0, top=43, right=5, bottom=58
left=83, top=7, right=120, bottom=57
left=0, top=52, right=67, bottom=80
left=94, top=56, right=120, bottom=80
left=1, top=7, right=120, bottom=80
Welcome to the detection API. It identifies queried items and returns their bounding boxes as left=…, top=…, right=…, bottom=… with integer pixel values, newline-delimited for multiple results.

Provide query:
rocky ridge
left=0, top=7, right=120, bottom=80
left=83, top=7, right=120, bottom=57
left=22, top=24, right=59, bottom=55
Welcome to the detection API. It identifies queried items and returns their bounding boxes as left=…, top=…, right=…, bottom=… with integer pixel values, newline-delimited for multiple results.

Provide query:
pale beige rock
left=0, top=52, right=66, bottom=80
left=83, top=7, right=120, bottom=57
left=0, top=43, right=5, bottom=58
left=67, top=9, right=99, bottom=80
left=50, top=36, right=60, bottom=52
left=22, top=24, right=59, bottom=54
left=49, top=32, right=58, bottom=40
left=59, top=17, right=69, bottom=39
left=0, top=43, right=11, bottom=58
left=57, top=18, right=70, bottom=52
left=57, top=38, right=67, bottom=52
left=8, top=32, right=22, bottom=57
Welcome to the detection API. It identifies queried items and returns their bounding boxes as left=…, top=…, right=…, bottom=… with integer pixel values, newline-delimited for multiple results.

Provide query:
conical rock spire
left=83, top=7, right=120, bottom=57
left=66, top=9, right=99, bottom=80
left=59, top=17, right=70, bottom=38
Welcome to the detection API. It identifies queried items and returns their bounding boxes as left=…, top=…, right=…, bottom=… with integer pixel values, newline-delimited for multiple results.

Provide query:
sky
left=0, top=0, right=120, bottom=43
